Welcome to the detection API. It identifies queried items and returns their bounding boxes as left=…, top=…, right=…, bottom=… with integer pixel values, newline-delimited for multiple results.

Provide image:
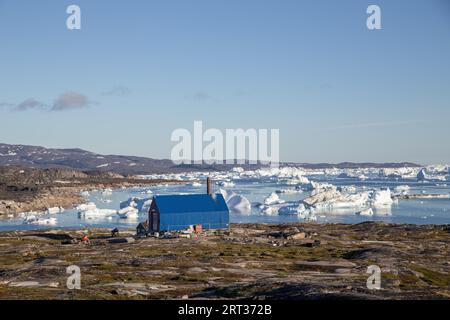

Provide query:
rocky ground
left=0, top=222, right=449, bottom=300
left=0, top=166, right=183, bottom=215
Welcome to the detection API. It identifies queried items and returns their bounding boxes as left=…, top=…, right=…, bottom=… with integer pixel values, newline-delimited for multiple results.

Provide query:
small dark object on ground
left=111, top=228, right=119, bottom=237
left=61, top=239, right=79, bottom=245
left=302, top=240, right=321, bottom=248
left=108, top=237, right=135, bottom=244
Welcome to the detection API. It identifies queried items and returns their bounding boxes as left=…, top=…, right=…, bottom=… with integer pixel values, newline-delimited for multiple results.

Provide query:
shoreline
left=0, top=167, right=190, bottom=216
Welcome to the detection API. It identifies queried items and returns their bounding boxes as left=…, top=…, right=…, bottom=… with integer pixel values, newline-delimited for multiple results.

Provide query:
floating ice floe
left=337, top=185, right=357, bottom=193
left=80, top=191, right=90, bottom=197
left=284, top=176, right=310, bottom=185
left=45, top=207, right=64, bottom=214
left=303, top=181, right=336, bottom=194
left=264, top=192, right=285, bottom=205
left=379, top=167, right=419, bottom=180
left=369, top=189, right=394, bottom=207
left=217, top=181, right=235, bottom=187
left=278, top=203, right=317, bottom=221
left=417, top=167, right=447, bottom=181
left=356, top=208, right=374, bottom=216
left=117, top=206, right=139, bottom=219
left=23, top=215, right=57, bottom=225
left=120, top=197, right=152, bottom=213
left=275, top=188, right=303, bottom=194
left=394, top=185, right=410, bottom=195
left=301, top=182, right=394, bottom=213
left=101, top=188, right=113, bottom=196
left=76, top=202, right=97, bottom=211
left=77, top=203, right=117, bottom=219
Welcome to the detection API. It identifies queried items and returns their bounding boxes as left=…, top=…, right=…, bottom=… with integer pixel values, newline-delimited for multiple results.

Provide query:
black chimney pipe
left=207, top=177, right=212, bottom=195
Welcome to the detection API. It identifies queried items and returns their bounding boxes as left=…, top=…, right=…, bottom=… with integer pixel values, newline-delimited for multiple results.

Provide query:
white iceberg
left=220, top=189, right=251, bottom=213
left=101, top=188, right=113, bottom=196
left=217, top=181, right=235, bottom=187
left=394, top=185, right=410, bottom=195
left=337, top=185, right=357, bottom=193
left=369, top=189, right=394, bottom=207
left=302, top=187, right=394, bottom=212
left=78, top=208, right=117, bottom=219
left=117, top=206, right=139, bottom=219
left=264, top=192, right=285, bottom=205
left=76, top=202, right=97, bottom=211
left=23, top=215, right=57, bottom=225
left=276, top=188, right=303, bottom=194
left=356, top=208, right=374, bottom=216
left=46, top=207, right=64, bottom=214
left=120, top=197, right=152, bottom=213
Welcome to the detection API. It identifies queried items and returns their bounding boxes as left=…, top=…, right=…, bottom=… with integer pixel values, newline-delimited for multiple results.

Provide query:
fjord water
left=1, top=176, right=450, bottom=231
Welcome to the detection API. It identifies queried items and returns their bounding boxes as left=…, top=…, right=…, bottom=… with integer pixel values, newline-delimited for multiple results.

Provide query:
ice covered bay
left=1, top=166, right=450, bottom=231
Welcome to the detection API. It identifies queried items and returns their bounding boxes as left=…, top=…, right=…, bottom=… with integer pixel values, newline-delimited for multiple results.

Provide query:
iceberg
left=76, top=202, right=97, bottom=211
left=276, top=188, right=303, bottom=194
left=337, top=185, right=357, bottom=193
left=23, top=217, right=57, bottom=225
left=78, top=208, right=117, bottom=219
left=117, top=206, right=139, bottom=219
left=417, top=167, right=447, bottom=181
left=264, top=192, right=285, bottom=205
left=220, top=188, right=251, bottom=213
left=394, top=185, right=410, bottom=195
left=46, top=207, right=64, bottom=214
left=101, top=188, right=113, bottom=196
left=218, top=181, right=235, bottom=187
left=369, top=189, right=394, bottom=207
left=417, top=169, right=428, bottom=181
left=302, top=185, right=394, bottom=212
left=77, top=202, right=117, bottom=219
left=356, top=208, right=374, bottom=216
left=302, top=181, right=337, bottom=194
left=227, top=194, right=252, bottom=213
left=260, top=205, right=280, bottom=215
left=120, top=197, right=152, bottom=213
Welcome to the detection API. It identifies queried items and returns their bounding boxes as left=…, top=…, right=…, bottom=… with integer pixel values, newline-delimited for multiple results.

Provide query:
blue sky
left=0, top=0, right=449, bottom=164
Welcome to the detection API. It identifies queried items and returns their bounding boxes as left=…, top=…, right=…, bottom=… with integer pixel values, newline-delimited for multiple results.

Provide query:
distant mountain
left=0, top=143, right=421, bottom=175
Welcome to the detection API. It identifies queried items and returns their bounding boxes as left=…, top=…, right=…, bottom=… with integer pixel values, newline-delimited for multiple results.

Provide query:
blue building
left=148, top=193, right=230, bottom=232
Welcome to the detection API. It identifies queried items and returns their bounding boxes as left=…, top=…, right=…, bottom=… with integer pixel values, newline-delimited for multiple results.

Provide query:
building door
left=150, top=209, right=159, bottom=232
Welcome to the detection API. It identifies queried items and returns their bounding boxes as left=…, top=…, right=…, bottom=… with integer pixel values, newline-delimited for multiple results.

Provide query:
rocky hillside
left=0, top=143, right=421, bottom=175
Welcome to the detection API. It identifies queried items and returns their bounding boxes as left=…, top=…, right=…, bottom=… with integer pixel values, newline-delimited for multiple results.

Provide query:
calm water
left=1, top=176, right=449, bottom=231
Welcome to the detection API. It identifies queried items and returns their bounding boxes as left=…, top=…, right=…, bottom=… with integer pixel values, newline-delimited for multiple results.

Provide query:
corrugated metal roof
left=153, top=194, right=229, bottom=214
